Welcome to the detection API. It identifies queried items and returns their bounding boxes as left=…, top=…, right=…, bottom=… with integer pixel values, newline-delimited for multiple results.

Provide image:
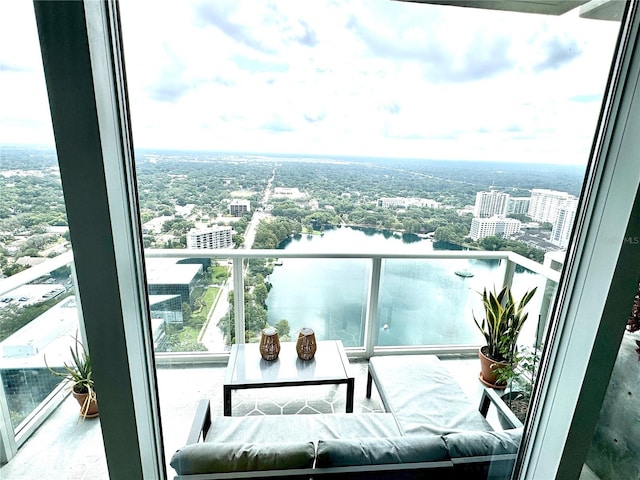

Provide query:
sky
left=0, top=0, right=623, bottom=164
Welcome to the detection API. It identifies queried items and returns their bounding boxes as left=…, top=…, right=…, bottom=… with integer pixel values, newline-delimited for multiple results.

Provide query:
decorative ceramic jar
left=296, top=327, right=317, bottom=360
left=259, top=326, right=280, bottom=361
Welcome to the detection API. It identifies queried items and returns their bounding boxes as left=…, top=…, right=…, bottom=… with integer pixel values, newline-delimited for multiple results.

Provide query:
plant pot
left=478, top=346, right=508, bottom=389
left=72, top=390, right=99, bottom=418
left=501, top=391, right=529, bottom=425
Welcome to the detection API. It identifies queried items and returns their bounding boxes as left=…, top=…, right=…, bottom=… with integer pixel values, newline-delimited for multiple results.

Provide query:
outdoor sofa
left=170, top=354, right=523, bottom=479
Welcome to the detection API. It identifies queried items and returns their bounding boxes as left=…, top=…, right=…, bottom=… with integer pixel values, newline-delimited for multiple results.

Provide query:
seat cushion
left=316, top=434, right=449, bottom=467
left=206, top=412, right=403, bottom=444
left=443, top=428, right=523, bottom=458
left=170, top=441, right=315, bottom=475
left=369, top=355, right=492, bottom=435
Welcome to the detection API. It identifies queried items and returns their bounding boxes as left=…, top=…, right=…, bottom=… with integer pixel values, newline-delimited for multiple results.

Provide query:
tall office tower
left=528, top=189, right=577, bottom=224
left=229, top=199, right=251, bottom=217
left=473, top=191, right=510, bottom=218
left=551, top=199, right=579, bottom=249
left=507, top=197, right=531, bottom=215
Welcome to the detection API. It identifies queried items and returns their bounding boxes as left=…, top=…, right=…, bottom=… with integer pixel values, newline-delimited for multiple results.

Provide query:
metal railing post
left=538, top=279, right=558, bottom=348
left=233, top=257, right=245, bottom=343
left=502, top=257, right=516, bottom=291
left=364, top=257, right=382, bottom=359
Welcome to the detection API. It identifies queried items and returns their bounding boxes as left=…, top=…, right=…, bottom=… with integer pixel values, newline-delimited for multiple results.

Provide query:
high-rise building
left=507, top=197, right=531, bottom=215
left=186, top=226, right=233, bottom=249
left=469, top=217, right=521, bottom=240
left=528, top=189, right=577, bottom=224
left=229, top=199, right=250, bottom=217
left=551, top=199, right=579, bottom=249
left=473, top=191, right=509, bottom=218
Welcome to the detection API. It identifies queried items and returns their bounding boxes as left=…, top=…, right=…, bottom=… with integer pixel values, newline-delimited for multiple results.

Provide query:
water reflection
left=266, top=227, right=545, bottom=348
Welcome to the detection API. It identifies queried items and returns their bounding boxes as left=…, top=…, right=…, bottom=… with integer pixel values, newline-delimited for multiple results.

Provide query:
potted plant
left=473, top=285, right=537, bottom=389
left=498, top=346, right=541, bottom=423
left=46, top=333, right=98, bottom=418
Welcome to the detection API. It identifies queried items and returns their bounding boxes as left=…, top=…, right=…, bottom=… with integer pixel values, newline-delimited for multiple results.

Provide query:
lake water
left=266, top=226, right=546, bottom=348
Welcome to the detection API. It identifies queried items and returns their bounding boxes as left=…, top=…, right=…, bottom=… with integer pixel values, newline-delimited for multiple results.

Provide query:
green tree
left=275, top=319, right=291, bottom=340
left=182, top=302, right=192, bottom=320
left=232, top=233, right=244, bottom=248
left=433, top=226, right=458, bottom=244
left=3, top=263, right=28, bottom=277
left=254, top=283, right=268, bottom=307
left=479, top=236, right=504, bottom=251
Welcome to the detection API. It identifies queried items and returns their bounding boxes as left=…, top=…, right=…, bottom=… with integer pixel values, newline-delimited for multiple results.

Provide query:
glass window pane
left=266, top=257, right=369, bottom=347
left=0, top=1, right=107, bottom=477
left=117, top=1, right=623, bottom=477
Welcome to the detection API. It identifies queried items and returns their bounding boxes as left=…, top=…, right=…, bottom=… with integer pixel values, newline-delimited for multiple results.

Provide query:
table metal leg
left=223, top=385, right=232, bottom=416
left=346, top=378, right=355, bottom=413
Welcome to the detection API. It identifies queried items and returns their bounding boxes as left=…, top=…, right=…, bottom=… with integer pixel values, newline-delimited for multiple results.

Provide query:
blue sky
left=0, top=0, right=622, bottom=164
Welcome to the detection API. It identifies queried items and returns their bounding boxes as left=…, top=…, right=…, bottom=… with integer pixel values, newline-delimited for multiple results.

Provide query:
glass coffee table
left=223, top=340, right=355, bottom=416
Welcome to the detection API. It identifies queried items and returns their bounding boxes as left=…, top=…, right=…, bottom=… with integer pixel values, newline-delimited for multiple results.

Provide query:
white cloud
left=0, top=0, right=622, bottom=164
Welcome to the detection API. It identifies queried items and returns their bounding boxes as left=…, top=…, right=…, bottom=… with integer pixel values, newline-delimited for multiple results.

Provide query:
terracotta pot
left=478, top=346, right=508, bottom=389
left=72, top=390, right=99, bottom=418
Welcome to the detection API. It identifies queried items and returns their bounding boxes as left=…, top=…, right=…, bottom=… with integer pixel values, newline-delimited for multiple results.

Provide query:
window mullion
left=33, top=1, right=164, bottom=478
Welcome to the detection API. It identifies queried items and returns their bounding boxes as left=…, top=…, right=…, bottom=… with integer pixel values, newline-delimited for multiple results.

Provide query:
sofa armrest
left=478, top=389, right=523, bottom=429
left=187, top=400, right=212, bottom=444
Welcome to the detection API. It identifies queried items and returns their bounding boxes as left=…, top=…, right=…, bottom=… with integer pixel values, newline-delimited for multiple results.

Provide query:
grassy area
left=165, top=285, right=220, bottom=352
left=211, top=265, right=229, bottom=284
left=203, top=286, right=220, bottom=307
left=174, top=326, right=199, bottom=344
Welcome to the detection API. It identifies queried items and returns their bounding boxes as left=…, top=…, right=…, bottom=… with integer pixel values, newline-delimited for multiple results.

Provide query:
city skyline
left=0, top=1, right=622, bottom=165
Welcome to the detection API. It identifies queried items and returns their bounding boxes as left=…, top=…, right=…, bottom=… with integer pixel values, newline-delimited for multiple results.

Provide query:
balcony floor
left=1, top=356, right=485, bottom=479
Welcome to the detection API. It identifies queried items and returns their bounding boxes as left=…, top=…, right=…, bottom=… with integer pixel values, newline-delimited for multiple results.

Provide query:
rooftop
left=145, top=259, right=202, bottom=285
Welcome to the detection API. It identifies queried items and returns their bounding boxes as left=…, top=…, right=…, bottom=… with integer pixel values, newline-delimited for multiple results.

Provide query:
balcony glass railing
left=0, top=251, right=81, bottom=454
left=0, top=247, right=560, bottom=453
left=146, top=248, right=560, bottom=359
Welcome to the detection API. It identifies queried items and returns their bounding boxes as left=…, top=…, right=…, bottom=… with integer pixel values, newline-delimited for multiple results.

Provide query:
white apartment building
left=186, top=226, right=233, bottom=249
left=229, top=199, right=250, bottom=217
left=469, top=217, right=521, bottom=241
left=508, top=197, right=531, bottom=215
left=272, top=187, right=305, bottom=198
left=528, top=189, right=578, bottom=224
left=473, top=191, right=509, bottom=218
left=377, top=197, right=405, bottom=208
left=551, top=198, right=579, bottom=249
left=377, top=197, right=440, bottom=209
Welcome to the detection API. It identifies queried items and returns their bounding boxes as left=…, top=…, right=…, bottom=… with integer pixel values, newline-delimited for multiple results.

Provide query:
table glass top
left=229, top=340, right=350, bottom=385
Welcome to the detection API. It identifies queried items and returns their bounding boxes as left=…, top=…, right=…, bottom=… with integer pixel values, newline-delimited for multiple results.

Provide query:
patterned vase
left=296, top=327, right=317, bottom=360
left=259, top=326, right=280, bottom=361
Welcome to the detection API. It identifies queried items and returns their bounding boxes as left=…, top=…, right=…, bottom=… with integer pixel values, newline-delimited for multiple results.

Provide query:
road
left=199, top=165, right=277, bottom=350
left=242, top=166, right=275, bottom=250
left=198, top=283, right=229, bottom=351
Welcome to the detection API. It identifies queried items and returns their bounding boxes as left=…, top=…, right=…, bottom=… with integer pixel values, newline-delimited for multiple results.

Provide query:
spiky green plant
left=473, top=285, right=537, bottom=363
left=45, top=332, right=95, bottom=416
